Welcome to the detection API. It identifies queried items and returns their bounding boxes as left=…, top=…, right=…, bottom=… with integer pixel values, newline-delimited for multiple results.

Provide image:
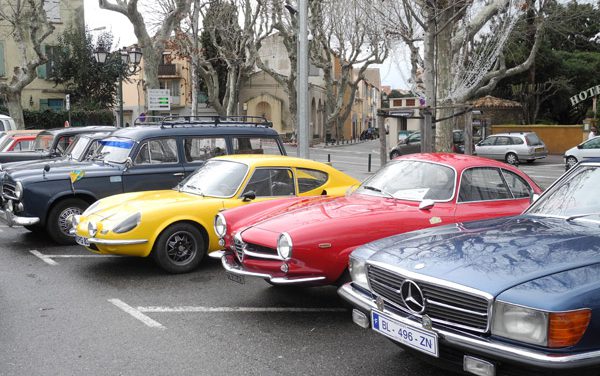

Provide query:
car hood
left=84, top=189, right=220, bottom=225
left=7, top=160, right=123, bottom=182
left=2, top=157, right=68, bottom=172
left=364, top=215, right=600, bottom=297
left=250, top=193, right=420, bottom=234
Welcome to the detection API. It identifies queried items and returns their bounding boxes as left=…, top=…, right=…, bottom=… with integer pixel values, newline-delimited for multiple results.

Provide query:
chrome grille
left=245, top=243, right=277, bottom=257
left=233, top=237, right=244, bottom=262
left=2, top=182, right=16, bottom=199
left=367, top=264, right=490, bottom=333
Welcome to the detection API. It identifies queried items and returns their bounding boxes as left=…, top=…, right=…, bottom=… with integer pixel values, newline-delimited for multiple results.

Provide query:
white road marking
left=138, top=306, right=347, bottom=313
left=109, top=299, right=166, bottom=329
left=29, top=250, right=58, bottom=266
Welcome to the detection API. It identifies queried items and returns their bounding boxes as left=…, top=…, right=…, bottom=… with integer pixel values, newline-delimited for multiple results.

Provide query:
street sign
left=65, top=94, right=70, bottom=111
left=148, top=89, right=171, bottom=111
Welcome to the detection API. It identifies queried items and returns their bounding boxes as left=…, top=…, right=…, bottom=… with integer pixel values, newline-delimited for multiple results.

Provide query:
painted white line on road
left=29, top=250, right=58, bottom=266
left=49, top=254, right=122, bottom=258
left=138, top=306, right=347, bottom=313
left=109, top=299, right=165, bottom=329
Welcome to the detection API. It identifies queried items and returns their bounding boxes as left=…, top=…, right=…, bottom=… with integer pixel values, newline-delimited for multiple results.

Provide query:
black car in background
left=0, top=126, right=116, bottom=164
left=0, top=117, right=286, bottom=244
left=389, top=130, right=464, bottom=159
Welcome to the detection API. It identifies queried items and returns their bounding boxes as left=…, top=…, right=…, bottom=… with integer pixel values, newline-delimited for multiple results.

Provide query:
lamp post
left=94, top=45, right=143, bottom=127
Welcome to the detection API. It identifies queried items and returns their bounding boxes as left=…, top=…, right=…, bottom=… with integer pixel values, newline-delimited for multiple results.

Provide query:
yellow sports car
left=72, top=155, right=359, bottom=273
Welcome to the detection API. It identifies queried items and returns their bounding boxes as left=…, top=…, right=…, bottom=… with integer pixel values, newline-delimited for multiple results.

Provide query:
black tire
left=46, top=198, right=88, bottom=245
left=152, top=222, right=205, bottom=274
left=390, top=150, right=401, bottom=159
left=505, top=152, right=519, bottom=165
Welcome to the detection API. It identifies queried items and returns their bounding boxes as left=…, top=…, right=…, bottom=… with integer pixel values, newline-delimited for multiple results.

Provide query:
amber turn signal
left=548, top=309, right=591, bottom=348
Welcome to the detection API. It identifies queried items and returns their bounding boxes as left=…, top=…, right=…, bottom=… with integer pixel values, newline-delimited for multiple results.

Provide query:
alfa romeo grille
left=233, top=237, right=244, bottom=262
left=367, top=264, right=490, bottom=333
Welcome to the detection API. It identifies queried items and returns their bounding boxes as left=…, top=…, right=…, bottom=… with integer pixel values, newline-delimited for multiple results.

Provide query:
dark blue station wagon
left=341, top=159, right=600, bottom=376
left=0, top=117, right=286, bottom=244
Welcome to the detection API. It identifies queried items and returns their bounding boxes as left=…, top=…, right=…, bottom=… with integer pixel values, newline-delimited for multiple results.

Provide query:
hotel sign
left=570, top=85, right=600, bottom=106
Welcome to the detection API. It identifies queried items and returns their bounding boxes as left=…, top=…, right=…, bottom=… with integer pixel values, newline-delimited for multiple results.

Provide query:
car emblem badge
left=376, top=296, right=385, bottom=311
left=422, top=314, right=433, bottom=330
left=429, top=216, right=442, bottom=225
left=414, top=263, right=425, bottom=270
left=399, top=280, right=426, bottom=314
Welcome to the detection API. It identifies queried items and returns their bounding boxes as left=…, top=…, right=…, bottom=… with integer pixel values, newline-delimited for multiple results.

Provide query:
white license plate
left=226, top=272, right=245, bottom=284
left=75, top=235, right=90, bottom=247
left=371, top=310, right=438, bottom=357
left=535, top=147, right=544, bottom=152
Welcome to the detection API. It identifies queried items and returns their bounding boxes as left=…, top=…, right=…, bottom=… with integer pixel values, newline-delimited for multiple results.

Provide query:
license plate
left=227, top=272, right=245, bottom=284
left=535, top=147, right=544, bottom=152
left=371, top=310, right=438, bottom=357
left=75, top=235, right=90, bottom=247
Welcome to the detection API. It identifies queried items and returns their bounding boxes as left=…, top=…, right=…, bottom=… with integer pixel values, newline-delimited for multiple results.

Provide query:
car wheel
left=566, top=156, right=578, bottom=169
left=505, top=152, right=519, bottom=165
left=152, top=223, right=205, bottom=274
left=46, top=198, right=88, bottom=245
left=390, top=150, right=400, bottom=159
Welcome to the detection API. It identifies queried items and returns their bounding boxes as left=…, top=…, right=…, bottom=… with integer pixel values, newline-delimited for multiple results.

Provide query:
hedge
left=0, top=107, right=115, bottom=129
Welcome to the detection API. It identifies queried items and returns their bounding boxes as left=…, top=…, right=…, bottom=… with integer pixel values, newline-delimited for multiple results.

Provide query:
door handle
left=173, top=172, right=185, bottom=176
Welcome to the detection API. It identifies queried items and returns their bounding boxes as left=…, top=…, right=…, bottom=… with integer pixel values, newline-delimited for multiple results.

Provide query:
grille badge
left=422, top=314, right=433, bottom=330
left=399, top=280, right=426, bottom=314
left=376, top=296, right=385, bottom=311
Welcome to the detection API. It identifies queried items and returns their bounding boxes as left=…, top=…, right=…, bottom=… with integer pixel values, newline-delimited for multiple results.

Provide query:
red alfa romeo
left=213, top=153, right=542, bottom=287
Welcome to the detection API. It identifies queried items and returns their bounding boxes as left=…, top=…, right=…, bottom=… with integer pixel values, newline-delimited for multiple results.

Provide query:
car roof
left=396, top=152, right=526, bottom=171
left=213, top=154, right=334, bottom=169
left=107, top=124, right=280, bottom=140
left=4, top=129, right=42, bottom=136
left=490, top=132, right=536, bottom=137
left=38, top=126, right=117, bottom=136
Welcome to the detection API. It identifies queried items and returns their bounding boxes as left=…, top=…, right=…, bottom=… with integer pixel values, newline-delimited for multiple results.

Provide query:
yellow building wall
left=491, top=124, right=584, bottom=154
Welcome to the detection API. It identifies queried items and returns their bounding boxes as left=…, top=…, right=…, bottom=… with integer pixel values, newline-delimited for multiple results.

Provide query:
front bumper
left=76, top=234, right=148, bottom=246
left=338, top=282, right=600, bottom=370
left=0, top=206, right=39, bottom=226
left=221, top=251, right=325, bottom=285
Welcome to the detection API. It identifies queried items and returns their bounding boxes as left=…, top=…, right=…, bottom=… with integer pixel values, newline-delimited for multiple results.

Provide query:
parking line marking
left=109, top=299, right=165, bottom=329
left=138, top=306, right=347, bottom=313
left=30, top=250, right=58, bottom=266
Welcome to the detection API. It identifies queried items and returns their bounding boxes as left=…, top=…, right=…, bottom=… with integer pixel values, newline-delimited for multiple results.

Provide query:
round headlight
left=277, top=233, right=293, bottom=260
left=214, top=213, right=227, bottom=238
left=14, top=181, right=23, bottom=200
left=88, top=221, right=97, bottom=237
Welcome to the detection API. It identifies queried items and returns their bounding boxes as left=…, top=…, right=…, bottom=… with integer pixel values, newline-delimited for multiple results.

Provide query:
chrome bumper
left=79, top=236, right=148, bottom=246
left=338, top=282, right=600, bottom=369
left=0, top=207, right=39, bottom=226
left=221, top=253, right=326, bottom=285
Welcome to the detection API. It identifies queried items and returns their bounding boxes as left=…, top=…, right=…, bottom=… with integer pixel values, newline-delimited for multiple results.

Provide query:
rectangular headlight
left=348, top=256, right=369, bottom=290
left=491, top=301, right=548, bottom=346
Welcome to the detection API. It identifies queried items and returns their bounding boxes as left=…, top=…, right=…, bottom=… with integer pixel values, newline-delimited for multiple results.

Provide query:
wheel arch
left=44, top=192, right=97, bottom=225
left=151, top=219, right=209, bottom=255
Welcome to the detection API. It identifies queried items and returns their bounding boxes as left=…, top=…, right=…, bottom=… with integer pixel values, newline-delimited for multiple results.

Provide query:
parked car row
left=2, top=117, right=599, bottom=375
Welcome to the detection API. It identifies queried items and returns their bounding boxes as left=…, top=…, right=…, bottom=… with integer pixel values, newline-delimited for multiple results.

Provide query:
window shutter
left=0, top=42, right=5, bottom=77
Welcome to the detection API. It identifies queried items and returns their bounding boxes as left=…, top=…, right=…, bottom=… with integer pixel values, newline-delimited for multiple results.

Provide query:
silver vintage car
left=474, top=132, right=547, bottom=165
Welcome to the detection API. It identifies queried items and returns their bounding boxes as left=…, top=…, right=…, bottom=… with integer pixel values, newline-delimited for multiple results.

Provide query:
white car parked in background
left=0, top=115, right=16, bottom=132
left=564, top=136, right=600, bottom=170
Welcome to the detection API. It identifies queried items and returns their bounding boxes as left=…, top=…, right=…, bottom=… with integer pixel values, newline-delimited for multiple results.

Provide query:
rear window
left=525, top=133, right=543, bottom=146
left=232, top=137, right=283, bottom=155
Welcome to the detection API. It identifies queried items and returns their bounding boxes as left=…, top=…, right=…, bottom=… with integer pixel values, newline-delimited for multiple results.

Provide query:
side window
left=459, top=168, right=512, bottom=202
left=183, top=137, right=226, bottom=162
left=297, top=168, right=329, bottom=193
left=14, top=140, right=33, bottom=151
left=56, top=136, right=74, bottom=153
left=86, top=140, right=101, bottom=158
left=479, top=137, right=495, bottom=146
left=583, top=138, right=600, bottom=149
left=495, top=137, right=512, bottom=146
left=243, top=168, right=295, bottom=197
left=135, top=138, right=178, bottom=165
left=501, top=169, right=532, bottom=198
left=408, top=133, right=421, bottom=143
left=232, top=137, right=283, bottom=155
left=512, top=137, right=524, bottom=145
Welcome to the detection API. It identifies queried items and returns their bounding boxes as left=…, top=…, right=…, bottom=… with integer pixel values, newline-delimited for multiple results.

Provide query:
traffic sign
left=148, top=89, right=171, bottom=111
left=65, top=94, right=70, bottom=110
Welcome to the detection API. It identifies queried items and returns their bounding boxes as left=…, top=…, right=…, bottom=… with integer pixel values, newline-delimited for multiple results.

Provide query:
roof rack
left=158, top=115, right=273, bottom=129
left=133, top=115, right=165, bottom=126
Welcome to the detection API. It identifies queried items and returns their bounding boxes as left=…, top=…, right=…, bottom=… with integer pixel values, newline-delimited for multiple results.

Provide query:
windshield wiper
left=362, top=185, right=394, bottom=199
left=566, top=213, right=600, bottom=221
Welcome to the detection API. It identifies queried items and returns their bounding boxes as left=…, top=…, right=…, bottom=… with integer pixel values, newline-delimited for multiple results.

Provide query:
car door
left=122, top=137, right=185, bottom=192
left=454, top=167, right=532, bottom=222
left=491, top=136, right=512, bottom=160
left=578, top=137, right=600, bottom=160
left=182, top=136, right=227, bottom=177
left=475, top=136, right=496, bottom=158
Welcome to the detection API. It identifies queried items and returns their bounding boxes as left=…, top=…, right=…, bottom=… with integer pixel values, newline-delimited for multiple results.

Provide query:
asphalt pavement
left=0, top=143, right=567, bottom=376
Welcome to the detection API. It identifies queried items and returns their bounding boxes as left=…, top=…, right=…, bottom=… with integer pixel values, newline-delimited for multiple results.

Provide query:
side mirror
left=530, top=192, right=540, bottom=204
left=241, top=190, right=256, bottom=202
left=419, top=199, right=435, bottom=211
left=124, top=157, right=133, bottom=171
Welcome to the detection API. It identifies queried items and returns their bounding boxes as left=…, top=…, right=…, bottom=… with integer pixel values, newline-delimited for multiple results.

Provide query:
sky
left=83, top=0, right=407, bottom=88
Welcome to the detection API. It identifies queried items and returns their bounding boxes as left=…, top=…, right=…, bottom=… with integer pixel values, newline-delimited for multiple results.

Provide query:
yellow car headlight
left=112, top=212, right=141, bottom=234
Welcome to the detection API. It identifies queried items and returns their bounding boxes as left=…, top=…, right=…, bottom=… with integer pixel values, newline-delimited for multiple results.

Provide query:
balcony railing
left=158, top=64, right=178, bottom=76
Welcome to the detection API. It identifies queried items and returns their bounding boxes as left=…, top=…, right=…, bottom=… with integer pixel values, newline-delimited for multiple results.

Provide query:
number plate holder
left=75, top=235, right=90, bottom=247
left=371, top=309, right=438, bottom=357
left=226, top=272, right=245, bottom=284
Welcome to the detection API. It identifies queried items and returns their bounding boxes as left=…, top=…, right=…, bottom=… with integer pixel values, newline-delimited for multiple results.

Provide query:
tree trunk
left=6, top=91, right=25, bottom=129
left=434, top=7, right=454, bottom=153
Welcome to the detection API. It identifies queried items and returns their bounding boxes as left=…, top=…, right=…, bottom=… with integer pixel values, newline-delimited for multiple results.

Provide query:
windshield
left=94, top=137, right=136, bottom=163
left=178, top=160, right=248, bottom=197
left=33, top=133, right=53, bottom=151
left=527, top=165, right=600, bottom=220
left=356, top=160, right=455, bottom=201
left=0, top=135, right=12, bottom=151
left=64, top=136, right=90, bottom=160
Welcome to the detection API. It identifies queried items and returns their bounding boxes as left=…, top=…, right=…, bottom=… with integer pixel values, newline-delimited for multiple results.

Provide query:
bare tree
left=0, top=0, right=54, bottom=129
left=98, top=0, right=190, bottom=93
left=309, top=0, right=389, bottom=142
left=374, top=0, right=551, bottom=152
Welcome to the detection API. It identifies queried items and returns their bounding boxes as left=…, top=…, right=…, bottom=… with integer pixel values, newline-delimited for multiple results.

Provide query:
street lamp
left=94, top=45, right=143, bottom=127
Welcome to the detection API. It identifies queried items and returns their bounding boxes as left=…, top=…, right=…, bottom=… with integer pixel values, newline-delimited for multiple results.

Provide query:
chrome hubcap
left=166, top=231, right=197, bottom=265
left=507, top=154, right=517, bottom=164
left=59, top=207, right=83, bottom=235
left=567, top=157, right=577, bottom=167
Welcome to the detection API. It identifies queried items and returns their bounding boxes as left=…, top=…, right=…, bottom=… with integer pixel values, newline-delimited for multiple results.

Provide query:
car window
left=297, top=168, right=328, bottom=193
left=14, top=140, right=33, bottom=151
left=478, top=137, right=495, bottom=146
left=232, top=137, right=282, bottom=155
left=85, top=140, right=102, bottom=159
left=135, top=138, right=178, bottom=165
left=501, top=169, right=532, bottom=198
left=0, top=136, right=12, bottom=151
left=407, top=133, right=421, bottom=143
left=459, top=168, right=512, bottom=202
left=512, top=137, right=524, bottom=145
left=184, top=137, right=226, bottom=162
left=55, top=136, right=74, bottom=153
left=582, top=137, right=600, bottom=149
left=525, top=133, right=543, bottom=146
left=243, top=168, right=295, bottom=197
left=494, top=136, right=512, bottom=146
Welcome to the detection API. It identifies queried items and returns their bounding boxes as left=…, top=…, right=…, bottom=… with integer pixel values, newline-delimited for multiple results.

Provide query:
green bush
left=0, top=106, right=115, bottom=129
